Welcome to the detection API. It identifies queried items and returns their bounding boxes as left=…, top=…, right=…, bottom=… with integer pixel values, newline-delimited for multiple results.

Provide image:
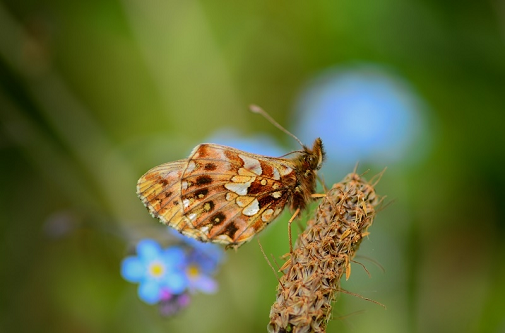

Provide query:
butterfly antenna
left=249, top=104, right=304, bottom=147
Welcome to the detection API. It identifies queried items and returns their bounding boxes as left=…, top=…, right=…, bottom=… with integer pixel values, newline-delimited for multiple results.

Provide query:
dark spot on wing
left=204, top=163, right=217, bottom=171
left=196, top=175, right=212, bottom=185
left=164, top=191, right=172, bottom=198
left=222, top=222, right=239, bottom=238
left=195, top=188, right=209, bottom=198
left=160, top=179, right=168, bottom=186
left=259, top=161, right=274, bottom=178
left=258, top=194, right=280, bottom=209
left=210, top=212, right=226, bottom=225
left=248, top=180, right=264, bottom=195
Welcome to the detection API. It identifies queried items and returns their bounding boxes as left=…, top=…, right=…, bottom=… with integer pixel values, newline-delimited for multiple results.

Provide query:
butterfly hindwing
left=137, top=160, right=186, bottom=227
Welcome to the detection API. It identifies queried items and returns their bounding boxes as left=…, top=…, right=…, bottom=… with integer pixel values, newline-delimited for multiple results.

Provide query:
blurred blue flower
left=294, top=64, right=431, bottom=171
left=203, top=128, right=286, bottom=157
left=169, top=229, right=224, bottom=294
left=121, top=232, right=225, bottom=313
left=121, top=239, right=188, bottom=304
left=169, top=228, right=225, bottom=270
left=185, top=260, right=218, bottom=293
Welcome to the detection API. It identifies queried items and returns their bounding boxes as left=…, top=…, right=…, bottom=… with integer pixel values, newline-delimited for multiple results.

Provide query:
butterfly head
left=287, top=138, right=325, bottom=211
left=304, top=138, right=325, bottom=171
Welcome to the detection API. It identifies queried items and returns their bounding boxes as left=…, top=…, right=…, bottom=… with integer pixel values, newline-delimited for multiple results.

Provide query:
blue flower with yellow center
left=185, top=260, right=218, bottom=293
left=121, top=239, right=188, bottom=304
left=170, top=229, right=224, bottom=293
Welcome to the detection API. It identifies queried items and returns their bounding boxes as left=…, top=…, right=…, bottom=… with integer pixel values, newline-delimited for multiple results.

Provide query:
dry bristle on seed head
left=268, top=172, right=383, bottom=333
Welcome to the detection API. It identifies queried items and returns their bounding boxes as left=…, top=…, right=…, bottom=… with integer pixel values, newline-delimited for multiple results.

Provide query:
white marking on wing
left=239, top=154, right=262, bottom=175
left=242, top=198, right=260, bottom=216
left=225, top=182, right=251, bottom=195
left=186, top=161, right=196, bottom=173
left=272, top=167, right=280, bottom=180
left=183, top=199, right=190, bottom=208
left=279, top=165, right=293, bottom=176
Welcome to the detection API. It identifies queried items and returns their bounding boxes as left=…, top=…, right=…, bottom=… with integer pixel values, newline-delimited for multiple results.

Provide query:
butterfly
left=137, top=106, right=325, bottom=249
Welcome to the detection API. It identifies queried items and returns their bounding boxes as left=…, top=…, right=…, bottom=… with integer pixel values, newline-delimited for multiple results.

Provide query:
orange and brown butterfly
left=137, top=105, right=325, bottom=249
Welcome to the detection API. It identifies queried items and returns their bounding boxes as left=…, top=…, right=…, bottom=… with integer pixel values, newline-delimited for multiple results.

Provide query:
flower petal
left=294, top=64, right=428, bottom=168
left=168, top=229, right=225, bottom=272
left=163, top=246, right=187, bottom=268
left=138, top=280, right=161, bottom=304
left=164, top=271, right=188, bottom=294
left=191, top=275, right=218, bottom=294
left=136, top=239, right=162, bottom=262
left=121, top=256, right=145, bottom=282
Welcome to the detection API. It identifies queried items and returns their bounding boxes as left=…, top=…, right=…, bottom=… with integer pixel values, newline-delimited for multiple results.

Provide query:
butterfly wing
left=178, top=144, right=298, bottom=247
left=136, top=160, right=190, bottom=230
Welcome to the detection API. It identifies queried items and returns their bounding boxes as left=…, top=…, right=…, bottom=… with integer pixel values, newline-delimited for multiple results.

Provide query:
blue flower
left=185, top=253, right=219, bottom=294
left=294, top=63, right=431, bottom=172
left=169, top=229, right=224, bottom=294
left=121, top=239, right=188, bottom=304
left=169, top=229, right=225, bottom=271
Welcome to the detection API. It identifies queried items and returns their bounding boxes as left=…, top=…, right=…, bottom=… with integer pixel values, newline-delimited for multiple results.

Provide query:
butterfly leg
left=257, top=239, right=283, bottom=283
left=288, top=207, right=300, bottom=253
left=316, top=173, right=329, bottom=193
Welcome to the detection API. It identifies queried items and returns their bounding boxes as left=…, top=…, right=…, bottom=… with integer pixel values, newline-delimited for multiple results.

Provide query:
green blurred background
left=1, top=0, right=505, bottom=332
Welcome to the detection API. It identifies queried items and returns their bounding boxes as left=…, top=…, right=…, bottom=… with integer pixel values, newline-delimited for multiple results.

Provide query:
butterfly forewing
left=179, top=144, right=294, bottom=245
left=137, top=138, right=325, bottom=248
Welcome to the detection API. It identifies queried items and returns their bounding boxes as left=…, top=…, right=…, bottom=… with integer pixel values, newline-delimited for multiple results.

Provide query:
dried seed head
left=268, top=172, right=382, bottom=333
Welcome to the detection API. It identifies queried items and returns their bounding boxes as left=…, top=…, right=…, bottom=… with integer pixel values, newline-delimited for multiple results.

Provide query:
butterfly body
left=137, top=138, right=324, bottom=248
